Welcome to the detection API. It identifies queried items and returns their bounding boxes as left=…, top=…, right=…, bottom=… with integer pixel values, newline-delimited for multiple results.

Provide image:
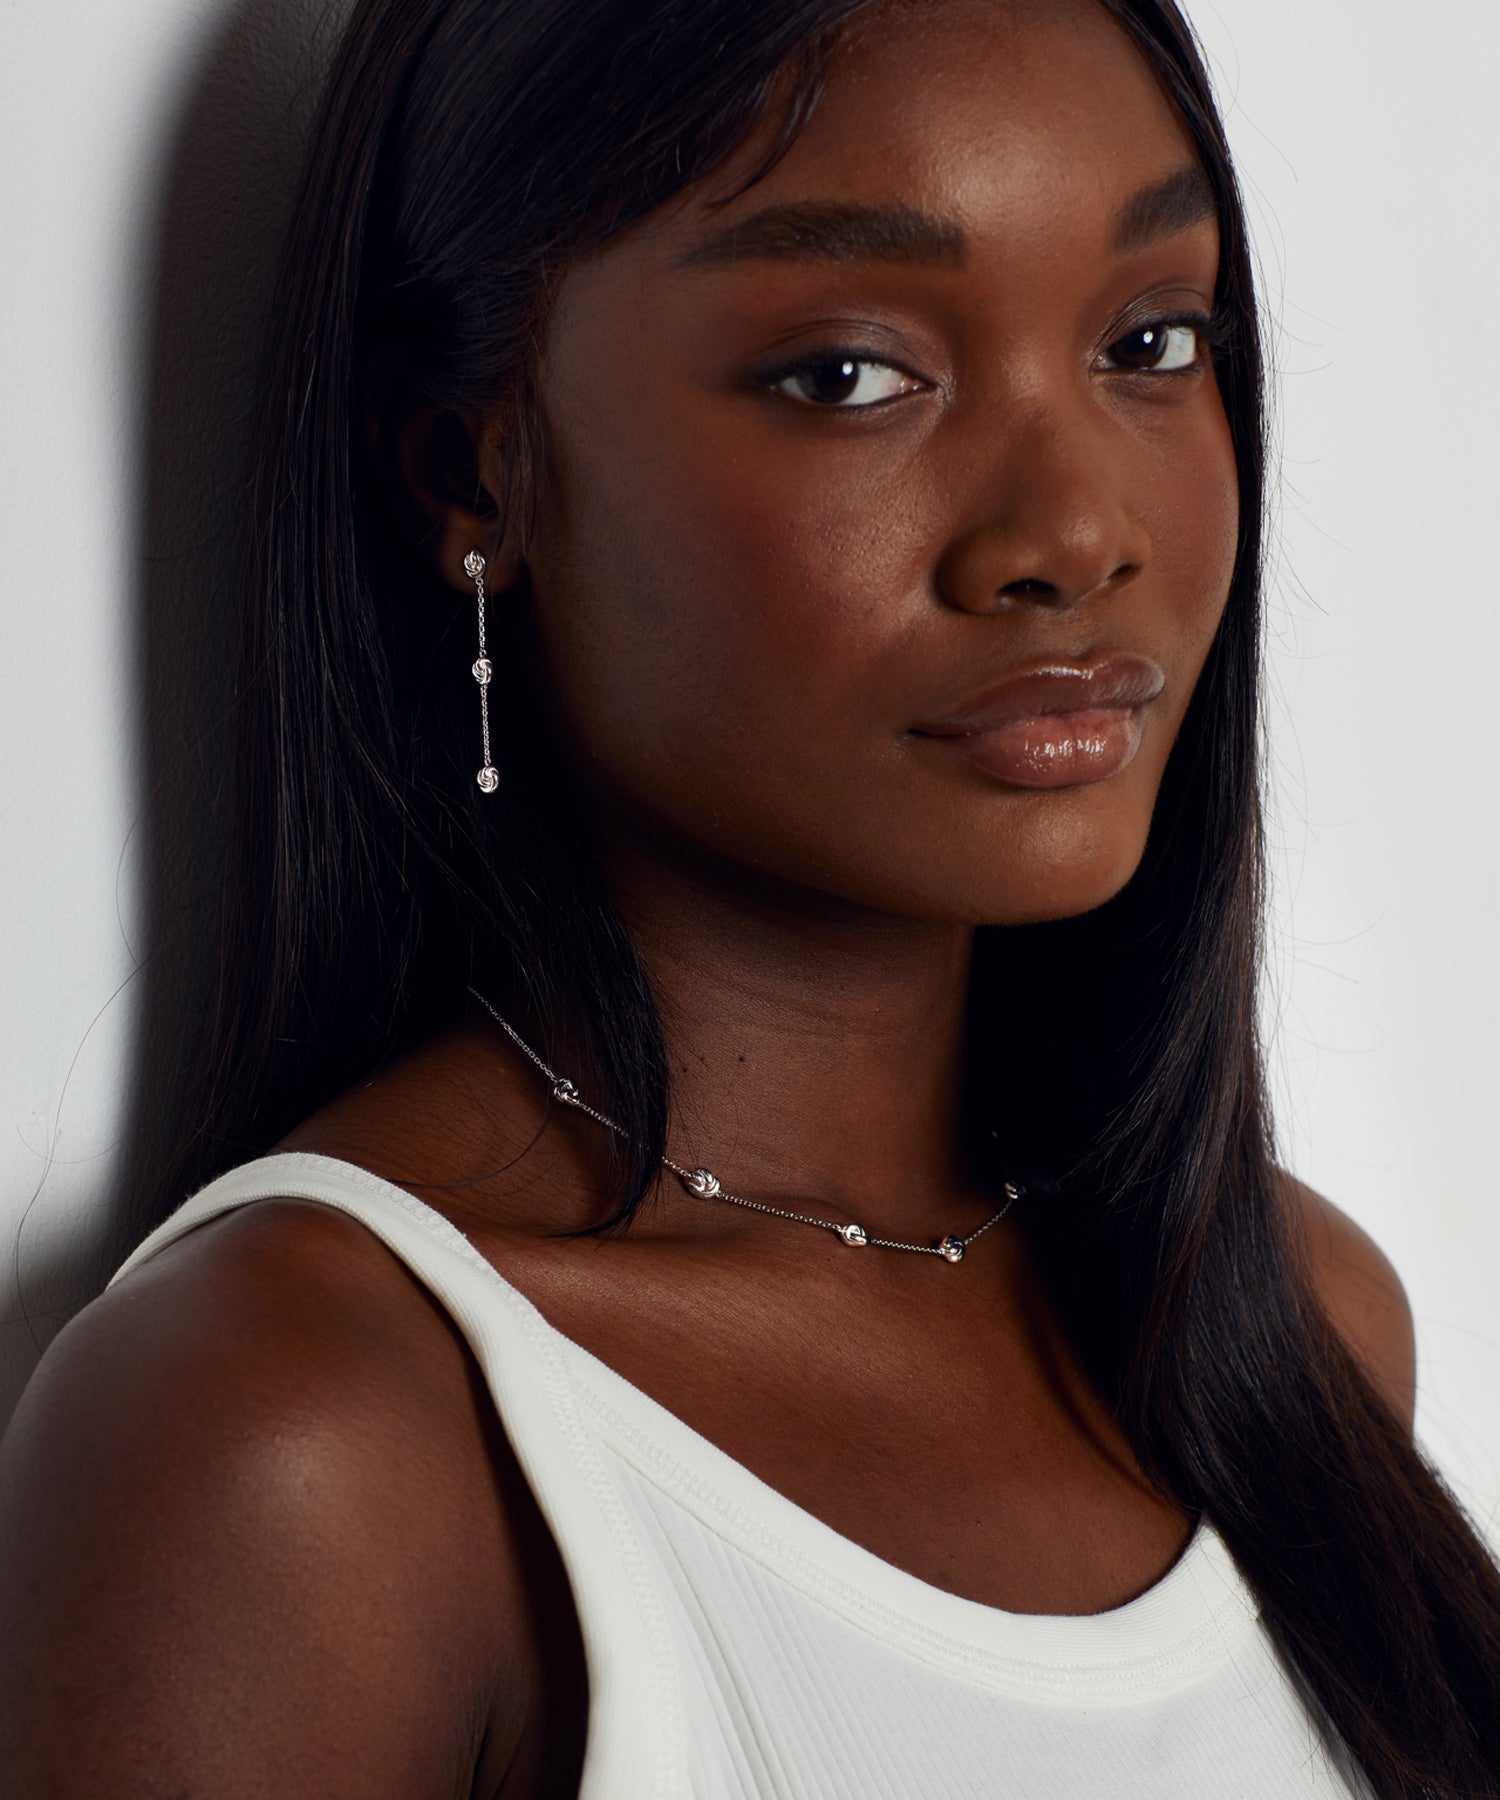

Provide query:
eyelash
left=760, top=308, right=1234, bottom=410
left=1100, top=307, right=1234, bottom=377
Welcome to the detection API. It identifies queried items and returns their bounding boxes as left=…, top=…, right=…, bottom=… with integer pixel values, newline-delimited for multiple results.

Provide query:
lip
left=912, top=654, right=1165, bottom=790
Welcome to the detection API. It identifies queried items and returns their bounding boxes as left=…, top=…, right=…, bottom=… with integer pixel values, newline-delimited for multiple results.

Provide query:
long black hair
left=153, top=0, right=1500, bottom=1791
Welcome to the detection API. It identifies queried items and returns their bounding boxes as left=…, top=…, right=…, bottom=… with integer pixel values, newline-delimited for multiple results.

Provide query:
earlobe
left=430, top=506, right=525, bottom=598
left=383, top=399, right=525, bottom=595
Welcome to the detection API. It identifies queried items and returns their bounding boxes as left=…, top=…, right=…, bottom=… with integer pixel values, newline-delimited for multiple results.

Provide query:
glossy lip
left=913, top=654, right=1167, bottom=737
left=910, top=653, right=1166, bottom=789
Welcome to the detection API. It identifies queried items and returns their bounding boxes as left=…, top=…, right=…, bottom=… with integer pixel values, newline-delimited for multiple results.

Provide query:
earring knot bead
left=464, top=550, right=486, bottom=580
left=477, top=765, right=499, bottom=793
left=472, top=657, right=493, bottom=685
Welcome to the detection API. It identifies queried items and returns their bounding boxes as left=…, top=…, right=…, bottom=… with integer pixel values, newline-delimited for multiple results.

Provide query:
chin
left=853, top=830, right=1149, bottom=928
left=967, top=812, right=1153, bottom=928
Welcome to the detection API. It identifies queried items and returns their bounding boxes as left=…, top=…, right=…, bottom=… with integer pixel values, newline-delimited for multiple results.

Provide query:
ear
left=365, top=367, right=527, bottom=595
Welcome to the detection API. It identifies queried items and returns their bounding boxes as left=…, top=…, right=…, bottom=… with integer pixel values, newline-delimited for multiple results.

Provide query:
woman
left=2, top=0, right=1497, bottom=1793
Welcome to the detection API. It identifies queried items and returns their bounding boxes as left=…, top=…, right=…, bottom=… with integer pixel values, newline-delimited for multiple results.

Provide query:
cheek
left=1146, top=397, right=1241, bottom=676
left=524, top=393, right=924, bottom=819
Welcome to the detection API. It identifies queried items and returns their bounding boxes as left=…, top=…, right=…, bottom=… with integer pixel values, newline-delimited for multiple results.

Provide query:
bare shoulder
left=0, top=1196, right=546, bottom=1798
left=1275, top=1168, right=1418, bottom=1434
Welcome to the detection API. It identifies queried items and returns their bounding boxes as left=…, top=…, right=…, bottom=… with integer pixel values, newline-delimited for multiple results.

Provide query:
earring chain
left=465, top=550, right=498, bottom=793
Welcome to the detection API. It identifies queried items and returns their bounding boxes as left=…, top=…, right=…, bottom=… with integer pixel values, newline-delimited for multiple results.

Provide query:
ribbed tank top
left=108, top=1152, right=1373, bottom=1799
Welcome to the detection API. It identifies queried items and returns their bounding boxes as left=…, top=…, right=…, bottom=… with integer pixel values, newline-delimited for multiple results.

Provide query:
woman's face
left=494, top=0, right=1238, bottom=926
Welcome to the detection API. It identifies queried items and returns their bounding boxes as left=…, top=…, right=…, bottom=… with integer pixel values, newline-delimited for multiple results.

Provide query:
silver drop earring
left=465, top=550, right=499, bottom=793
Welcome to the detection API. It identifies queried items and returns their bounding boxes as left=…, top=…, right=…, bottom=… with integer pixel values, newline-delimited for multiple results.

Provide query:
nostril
left=997, top=564, right=1139, bottom=607
left=997, top=577, right=1059, bottom=603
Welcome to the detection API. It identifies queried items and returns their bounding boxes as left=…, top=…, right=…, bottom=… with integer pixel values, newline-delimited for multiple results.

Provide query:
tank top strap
left=108, top=1149, right=686, bottom=1800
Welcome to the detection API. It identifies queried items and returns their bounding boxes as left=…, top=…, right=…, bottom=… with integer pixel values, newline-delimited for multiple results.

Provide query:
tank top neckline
left=162, top=1150, right=1261, bottom=1690
left=549, top=1316, right=1253, bottom=1684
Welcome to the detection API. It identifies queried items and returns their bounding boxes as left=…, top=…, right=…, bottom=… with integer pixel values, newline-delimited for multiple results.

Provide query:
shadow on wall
left=2, top=0, right=349, bottom=1429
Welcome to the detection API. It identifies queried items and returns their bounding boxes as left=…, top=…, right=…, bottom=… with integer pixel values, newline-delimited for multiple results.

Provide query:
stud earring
left=465, top=550, right=498, bottom=794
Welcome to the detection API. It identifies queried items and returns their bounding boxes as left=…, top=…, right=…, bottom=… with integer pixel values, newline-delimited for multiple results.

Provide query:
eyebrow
left=670, top=201, right=966, bottom=271
left=669, top=166, right=1217, bottom=273
left=1112, top=165, right=1217, bottom=254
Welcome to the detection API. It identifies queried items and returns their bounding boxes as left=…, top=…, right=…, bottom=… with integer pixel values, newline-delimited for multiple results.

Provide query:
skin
left=0, top=2, right=1417, bottom=1795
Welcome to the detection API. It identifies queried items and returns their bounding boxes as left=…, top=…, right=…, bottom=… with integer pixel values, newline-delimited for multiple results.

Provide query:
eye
left=1103, top=318, right=1208, bottom=374
left=763, top=350, right=924, bottom=409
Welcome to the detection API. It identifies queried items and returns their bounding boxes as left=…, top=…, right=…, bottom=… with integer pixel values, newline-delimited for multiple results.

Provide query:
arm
left=1276, top=1168, right=1418, bottom=1436
left=0, top=1199, right=535, bottom=1798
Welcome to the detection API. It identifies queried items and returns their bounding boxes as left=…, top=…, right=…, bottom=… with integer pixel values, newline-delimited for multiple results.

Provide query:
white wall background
left=3, top=0, right=1497, bottom=1543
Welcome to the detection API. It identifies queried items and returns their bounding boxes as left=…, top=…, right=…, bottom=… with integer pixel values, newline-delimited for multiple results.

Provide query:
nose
left=937, top=411, right=1150, bottom=616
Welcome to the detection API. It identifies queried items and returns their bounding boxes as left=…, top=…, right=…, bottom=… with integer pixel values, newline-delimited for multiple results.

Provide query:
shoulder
left=0, top=1195, right=535, bottom=1795
left=1274, top=1168, right=1417, bottom=1435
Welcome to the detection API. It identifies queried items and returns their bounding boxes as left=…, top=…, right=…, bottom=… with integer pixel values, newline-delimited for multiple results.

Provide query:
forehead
left=644, top=0, right=1207, bottom=271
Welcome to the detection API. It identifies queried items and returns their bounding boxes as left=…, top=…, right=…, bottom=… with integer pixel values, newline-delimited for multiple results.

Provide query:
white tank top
left=108, top=1151, right=1374, bottom=1799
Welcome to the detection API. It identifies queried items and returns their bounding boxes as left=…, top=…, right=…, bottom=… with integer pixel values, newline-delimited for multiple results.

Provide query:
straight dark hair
left=155, top=0, right=1500, bottom=1791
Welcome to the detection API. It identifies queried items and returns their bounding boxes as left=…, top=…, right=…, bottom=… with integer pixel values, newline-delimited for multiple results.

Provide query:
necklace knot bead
left=1003, top=1180, right=1022, bottom=1200
left=839, top=1222, right=868, bottom=1246
left=472, top=657, right=493, bottom=685
left=552, top=1077, right=580, bottom=1104
left=938, top=1234, right=966, bottom=1263
left=683, top=1168, right=721, bottom=1198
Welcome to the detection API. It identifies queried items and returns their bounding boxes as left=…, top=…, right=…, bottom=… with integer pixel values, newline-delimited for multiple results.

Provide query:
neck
left=600, top=838, right=994, bottom=1242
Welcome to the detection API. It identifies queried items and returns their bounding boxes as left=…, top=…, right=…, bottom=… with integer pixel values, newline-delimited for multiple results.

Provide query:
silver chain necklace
left=468, top=986, right=1021, bottom=1265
